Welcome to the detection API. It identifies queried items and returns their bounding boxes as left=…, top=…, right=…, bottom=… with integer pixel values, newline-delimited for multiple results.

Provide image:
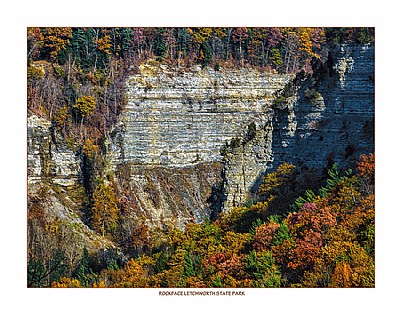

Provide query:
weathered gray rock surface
left=109, top=64, right=292, bottom=167
left=27, top=114, right=80, bottom=187
left=28, top=114, right=116, bottom=253
left=271, top=44, right=374, bottom=171
left=108, top=64, right=293, bottom=218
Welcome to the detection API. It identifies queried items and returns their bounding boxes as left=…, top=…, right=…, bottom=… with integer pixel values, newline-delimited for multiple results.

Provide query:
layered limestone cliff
left=222, top=44, right=374, bottom=210
left=109, top=64, right=292, bottom=167
left=108, top=64, right=293, bottom=221
left=28, top=115, right=79, bottom=187
left=220, top=111, right=274, bottom=209
left=27, top=43, right=375, bottom=233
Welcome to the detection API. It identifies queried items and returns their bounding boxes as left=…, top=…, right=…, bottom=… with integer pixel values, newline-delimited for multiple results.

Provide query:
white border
left=1, top=0, right=400, bottom=312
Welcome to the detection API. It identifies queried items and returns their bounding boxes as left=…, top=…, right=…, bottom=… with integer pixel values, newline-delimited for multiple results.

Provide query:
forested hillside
left=48, top=155, right=375, bottom=288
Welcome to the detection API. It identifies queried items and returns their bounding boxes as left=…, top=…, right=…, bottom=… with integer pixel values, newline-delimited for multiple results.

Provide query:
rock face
left=108, top=64, right=293, bottom=220
left=271, top=44, right=374, bottom=171
left=221, top=111, right=274, bottom=209
left=28, top=115, right=51, bottom=186
left=27, top=114, right=80, bottom=187
left=109, top=64, right=292, bottom=167
left=222, top=44, right=374, bottom=210
left=27, top=114, right=116, bottom=253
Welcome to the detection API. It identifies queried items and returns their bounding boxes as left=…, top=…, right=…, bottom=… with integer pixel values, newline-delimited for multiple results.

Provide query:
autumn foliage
left=44, top=155, right=374, bottom=288
left=73, top=96, right=96, bottom=118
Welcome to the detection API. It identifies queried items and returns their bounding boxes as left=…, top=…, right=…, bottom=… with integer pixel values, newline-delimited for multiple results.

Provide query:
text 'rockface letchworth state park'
left=27, top=27, right=374, bottom=288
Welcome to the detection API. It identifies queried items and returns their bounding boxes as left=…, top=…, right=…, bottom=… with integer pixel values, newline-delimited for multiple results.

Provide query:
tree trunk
left=80, top=118, right=84, bottom=140
left=225, top=28, right=232, bottom=60
left=67, top=53, right=71, bottom=82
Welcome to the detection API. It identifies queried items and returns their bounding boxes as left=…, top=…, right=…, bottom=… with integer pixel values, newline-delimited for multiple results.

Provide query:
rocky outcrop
left=108, top=64, right=293, bottom=220
left=271, top=44, right=374, bottom=171
left=109, top=64, right=292, bottom=168
left=27, top=114, right=80, bottom=187
left=221, top=111, right=274, bottom=209
left=28, top=115, right=51, bottom=186
left=27, top=114, right=116, bottom=253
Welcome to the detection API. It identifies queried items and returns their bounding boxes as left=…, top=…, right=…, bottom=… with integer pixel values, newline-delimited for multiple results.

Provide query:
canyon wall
left=28, top=115, right=79, bottom=187
left=27, top=43, right=374, bottom=231
left=109, top=64, right=292, bottom=167
left=108, top=64, right=293, bottom=223
left=271, top=44, right=374, bottom=171
left=222, top=44, right=374, bottom=210
left=27, top=114, right=118, bottom=253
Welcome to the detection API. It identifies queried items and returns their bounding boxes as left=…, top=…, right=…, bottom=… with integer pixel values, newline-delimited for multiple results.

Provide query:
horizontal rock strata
left=109, top=65, right=292, bottom=168
left=108, top=64, right=293, bottom=218
left=27, top=114, right=80, bottom=187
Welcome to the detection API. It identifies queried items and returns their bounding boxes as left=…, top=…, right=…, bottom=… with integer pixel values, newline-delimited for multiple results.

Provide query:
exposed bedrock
left=27, top=43, right=374, bottom=230
left=271, top=44, right=374, bottom=172
left=108, top=65, right=293, bottom=222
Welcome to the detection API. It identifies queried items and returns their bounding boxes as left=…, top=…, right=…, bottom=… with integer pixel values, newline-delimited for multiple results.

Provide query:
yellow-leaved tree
left=73, top=96, right=96, bottom=118
left=91, top=183, right=119, bottom=238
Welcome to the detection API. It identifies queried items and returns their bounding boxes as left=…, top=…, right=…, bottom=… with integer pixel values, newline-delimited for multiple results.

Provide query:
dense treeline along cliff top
left=28, top=27, right=374, bottom=147
left=27, top=27, right=374, bottom=288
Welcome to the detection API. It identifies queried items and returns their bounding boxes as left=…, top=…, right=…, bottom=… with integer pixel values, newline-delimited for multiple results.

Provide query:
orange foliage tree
left=42, top=27, right=72, bottom=61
